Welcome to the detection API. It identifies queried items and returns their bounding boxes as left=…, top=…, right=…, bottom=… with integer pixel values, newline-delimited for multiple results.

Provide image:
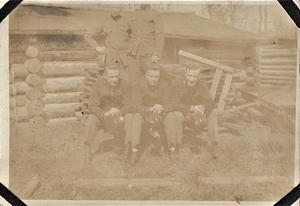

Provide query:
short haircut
left=145, top=63, right=161, bottom=73
left=104, top=65, right=120, bottom=73
left=186, top=62, right=200, bottom=71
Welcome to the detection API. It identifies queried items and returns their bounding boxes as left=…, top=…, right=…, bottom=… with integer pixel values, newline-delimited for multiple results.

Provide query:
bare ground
left=9, top=112, right=294, bottom=201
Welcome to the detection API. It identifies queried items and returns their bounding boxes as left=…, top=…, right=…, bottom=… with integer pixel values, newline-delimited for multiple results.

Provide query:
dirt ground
left=10, top=104, right=295, bottom=201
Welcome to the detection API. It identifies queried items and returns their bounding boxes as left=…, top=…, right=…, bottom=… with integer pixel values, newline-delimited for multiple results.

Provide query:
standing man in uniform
left=83, top=65, right=132, bottom=166
left=84, top=7, right=130, bottom=79
left=127, top=4, right=165, bottom=85
left=123, top=64, right=171, bottom=165
left=164, top=62, right=218, bottom=156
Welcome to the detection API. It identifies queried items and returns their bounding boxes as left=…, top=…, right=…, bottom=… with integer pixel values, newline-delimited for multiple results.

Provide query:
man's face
left=104, top=69, right=120, bottom=87
left=140, top=4, right=151, bottom=10
left=111, top=7, right=121, bottom=18
left=185, top=68, right=201, bottom=87
left=145, top=69, right=160, bottom=87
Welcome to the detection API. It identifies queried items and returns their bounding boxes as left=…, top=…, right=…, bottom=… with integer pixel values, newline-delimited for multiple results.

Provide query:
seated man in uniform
left=164, top=62, right=218, bottom=156
left=84, top=65, right=132, bottom=166
left=124, top=63, right=171, bottom=165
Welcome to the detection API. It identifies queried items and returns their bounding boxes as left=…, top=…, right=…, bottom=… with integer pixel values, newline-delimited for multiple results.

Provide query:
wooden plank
left=218, top=101, right=261, bottom=115
left=178, top=50, right=234, bottom=73
left=210, top=69, right=223, bottom=100
left=42, top=92, right=83, bottom=104
left=217, top=73, right=232, bottom=112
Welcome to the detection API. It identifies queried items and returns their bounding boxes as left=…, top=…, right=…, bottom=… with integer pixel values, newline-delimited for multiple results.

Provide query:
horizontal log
left=44, top=103, right=82, bottom=118
left=10, top=50, right=99, bottom=63
left=25, top=58, right=42, bottom=73
left=29, top=116, right=46, bottom=128
left=10, top=85, right=16, bottom=96
left=260, top=80, right=295, bottom=85
left=11, top=64, right=29, bottom=79
left=15, top=95, right=28, bottom=107
left=259, top=84, right=293, bottom=88
left=260, top=75, right=296, bottom=80
left=259, top=70, right=296, bottom=76
left=10, top=82, right=31, bottom=95
left=42, top=62, right=99, bottom=75
left=42, top=92, right=83, bottom=104
left=43, top=77, right=86, bottom=93
left=42, top=63, right=88, bottom=77
left=258, top=65, right=296, bottom=70
left=26, top=99, right=44, bottom=117
left=25, top=74, right=41, bottom=86
left=26, top=86, right=45, bottom=101
left=10, top=98, right=16, bottom=110
left=47, top=117, right=78, bottom=124
left=15, top=107, right=29, bottom=121
left=259, top=47, right=297, bottom=53
left=25, top=46, right=39, bottom=58
left=259, top=50, right=296, bottom=57
left=258, top=58, right=296, bottom=65
left=10, top=71, right=14, bottom=83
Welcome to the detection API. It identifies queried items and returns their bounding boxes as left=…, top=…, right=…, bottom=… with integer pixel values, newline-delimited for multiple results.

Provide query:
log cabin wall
left=9, top=33, right=103, bottom=124
left=255, top=40, right=297, bottom=88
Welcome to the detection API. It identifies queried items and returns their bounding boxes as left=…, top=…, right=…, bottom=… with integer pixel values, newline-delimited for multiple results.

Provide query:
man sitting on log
left=124, top=63, right=171, bottom=166
left=84, top=65, right=132, bottom=166
left=164, top=62, right=218, bottom=156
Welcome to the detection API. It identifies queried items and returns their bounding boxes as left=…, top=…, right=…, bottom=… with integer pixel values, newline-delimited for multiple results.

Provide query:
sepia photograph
left=0, top=0, right=299, bottom=204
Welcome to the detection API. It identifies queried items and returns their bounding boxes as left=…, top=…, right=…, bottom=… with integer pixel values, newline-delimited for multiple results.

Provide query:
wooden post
left=217, top=73, right=233, bottom=112
left=210, top=69, right=223, bottom=100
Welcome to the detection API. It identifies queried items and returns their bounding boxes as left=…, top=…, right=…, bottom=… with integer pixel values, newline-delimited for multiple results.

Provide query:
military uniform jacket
left=128, top=9, right=165, bottom=58
left=90, top=16, right=131, bottom=66
left=88, top=78, right=132, bottom=118
left=170, top=79, right=215, bottom=115
left=131, top=79, right=172, bottom=113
